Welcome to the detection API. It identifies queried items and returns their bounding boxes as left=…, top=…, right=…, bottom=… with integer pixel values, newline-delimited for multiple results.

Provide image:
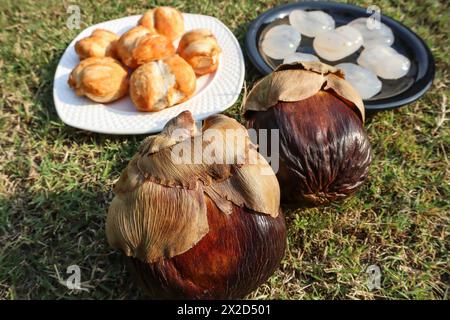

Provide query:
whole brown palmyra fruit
left=244, top=62, right=372, bottom=208
left=106, top=111, right=286, bottom=299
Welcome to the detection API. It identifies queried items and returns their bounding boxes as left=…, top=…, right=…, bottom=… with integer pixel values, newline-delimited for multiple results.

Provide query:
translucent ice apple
left=289, top=10, right=335, bottom=37
left=313, top=25, right=363, bottom=61
left=261, top=25, right=301, bottom=60
left=283, top=52, right=320, bottom=64
left=348, top=18, right=394, bottom=48
left=357, top=46, right=410, bottom=79
left=336, top=63, right=382, bottom=99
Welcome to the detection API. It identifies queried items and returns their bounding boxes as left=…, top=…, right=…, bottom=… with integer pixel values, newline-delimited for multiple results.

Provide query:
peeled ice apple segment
left=349, top=18, right=394, bottom=48
left=261, top=25, right=301, bottom=60
left=313, top=25, right=363, bottom=61
left=283, top=52, right=319, bottom=64
left=357, top=45, right=410, bottom=79
left=336, top=63, right=382, bottom=99
left=289, top=10, right=335, bottom=38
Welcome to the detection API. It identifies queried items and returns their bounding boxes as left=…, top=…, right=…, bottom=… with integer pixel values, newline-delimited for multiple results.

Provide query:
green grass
left=0, top=0, right=448, bottom=300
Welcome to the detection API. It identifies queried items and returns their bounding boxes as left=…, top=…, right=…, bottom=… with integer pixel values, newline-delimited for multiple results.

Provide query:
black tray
left=245, top=1, right=435, bottom=111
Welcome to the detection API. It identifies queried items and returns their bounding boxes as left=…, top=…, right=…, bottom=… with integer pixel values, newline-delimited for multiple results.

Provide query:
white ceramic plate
left=53, top=14, right=245, bottom=135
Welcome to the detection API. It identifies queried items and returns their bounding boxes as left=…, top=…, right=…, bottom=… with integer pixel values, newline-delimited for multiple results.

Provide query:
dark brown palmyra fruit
left=128, top=196, right=286, bottom=299
left=243, top=61, right=372, bottom=208
left=106, top=111, right=286, bottom=299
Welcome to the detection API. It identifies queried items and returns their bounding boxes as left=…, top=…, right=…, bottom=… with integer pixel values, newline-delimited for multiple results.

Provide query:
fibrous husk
left=106, top=111, right=280, bottom=263
left=243, top=61, right=365, bottom=122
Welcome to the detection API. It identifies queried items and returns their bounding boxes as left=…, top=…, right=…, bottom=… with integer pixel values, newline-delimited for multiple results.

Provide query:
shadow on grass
left=0, top=188, right=146, bottom=299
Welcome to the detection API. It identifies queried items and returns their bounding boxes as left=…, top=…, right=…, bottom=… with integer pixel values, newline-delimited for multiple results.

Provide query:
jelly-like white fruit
left=348, top=18, right=394, bottom=48
left=336, top=63, right=382, bottom=99
left=261, top=25, right=301, bottom=60
left=313, top=25, right=363, bottom=61
left=357, top=46, right=410, bottom=79
left=283, top=52, right=320, bottom=64
left=289, top=10, right=335, bottom=37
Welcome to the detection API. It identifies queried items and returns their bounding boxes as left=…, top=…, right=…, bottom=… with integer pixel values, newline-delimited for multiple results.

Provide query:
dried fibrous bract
left=106, top=111, right=286, bottom=299
left=68, top=57, right=128, bottom=103
left=116, top=26, right=175, bottom=68
left=75, top=29, right=119, bottom=60
left=177, top=29, right=221, bottom=76
left=244, top=61, right=372, bottom=207
left=138, top=6, right=184, bottom=41
left=129, top=55, right=196, bottom=112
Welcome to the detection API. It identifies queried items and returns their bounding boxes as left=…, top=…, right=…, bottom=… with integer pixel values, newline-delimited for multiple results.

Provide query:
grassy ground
left=0, top=0, right=448, bottom=300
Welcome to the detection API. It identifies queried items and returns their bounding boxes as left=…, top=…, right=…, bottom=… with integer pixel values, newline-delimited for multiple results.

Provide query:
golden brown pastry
left=138, top=6, right=184, bottom=41
left=116, top=26, right=175, bottom=68
left=68, top=57, right=129, bottom=103
left=75, top=29, right=119, bottom=60
left=177, top=29, right=221, bottom=76
left=130, top=55, right=196, bottom=112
